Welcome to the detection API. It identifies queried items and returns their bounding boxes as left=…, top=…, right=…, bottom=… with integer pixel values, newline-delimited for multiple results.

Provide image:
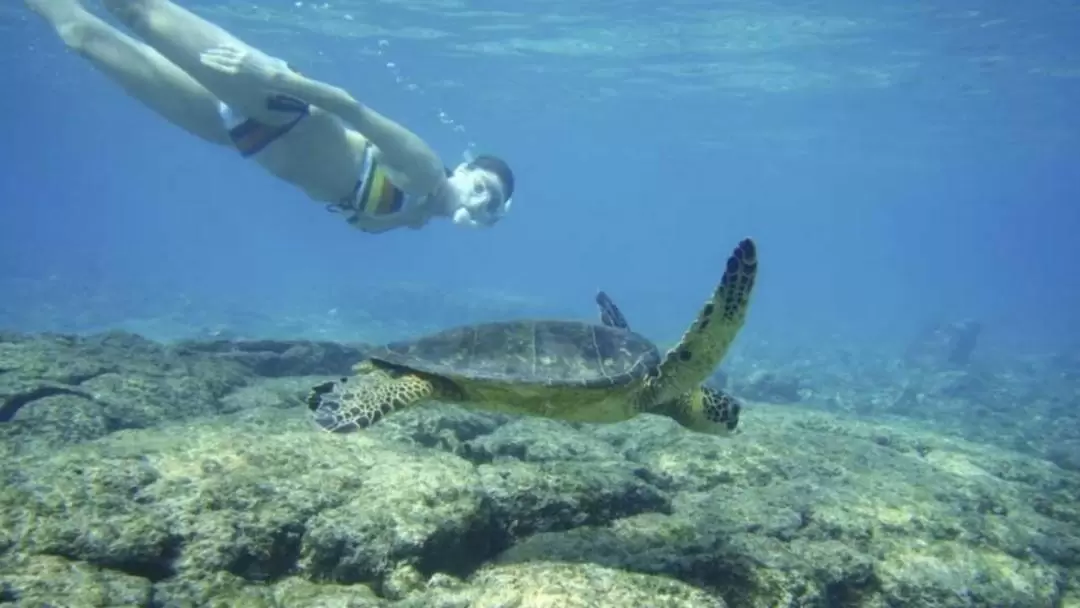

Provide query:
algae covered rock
left=400, top=561, right=726, bottom=607
left=0, top=332, right=376, bottom=454
left=4, top=409, right=500, bottom=584
left=0, top=554, right=153, bottom=606
left=1, top=328, right=1079, bottom=608
left=492, top=405, right=1078, bottom=607
left=0, top=331, right=251, bottom=447
left=466, top=418, right=671, bottom=539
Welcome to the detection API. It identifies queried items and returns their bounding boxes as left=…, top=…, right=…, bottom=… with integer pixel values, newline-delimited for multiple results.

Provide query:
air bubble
left=375, top=41, right=476, bottom=161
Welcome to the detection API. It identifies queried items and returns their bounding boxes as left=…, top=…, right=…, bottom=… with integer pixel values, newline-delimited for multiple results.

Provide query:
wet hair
left=468, top=154, right=515, bottom=201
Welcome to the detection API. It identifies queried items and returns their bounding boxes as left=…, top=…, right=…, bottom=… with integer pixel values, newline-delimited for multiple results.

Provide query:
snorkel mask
left=449, top=161, right=513, bottom=228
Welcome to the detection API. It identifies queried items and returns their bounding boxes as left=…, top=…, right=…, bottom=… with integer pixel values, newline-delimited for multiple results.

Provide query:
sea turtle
left=306, top=237, right=758, bottom=434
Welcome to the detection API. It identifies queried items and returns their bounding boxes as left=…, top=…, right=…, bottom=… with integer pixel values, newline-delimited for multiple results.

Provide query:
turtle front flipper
left=648, top=238, right=757, bottom=405
left=305, top=372, right=439, bottom=432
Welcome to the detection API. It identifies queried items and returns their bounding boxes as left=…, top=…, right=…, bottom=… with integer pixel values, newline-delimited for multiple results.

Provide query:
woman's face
left=449, top=165, right=509, bottom=227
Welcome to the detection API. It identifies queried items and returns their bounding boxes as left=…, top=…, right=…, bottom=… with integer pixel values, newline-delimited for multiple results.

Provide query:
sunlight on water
left=189, top=0, right=1080, bottom=101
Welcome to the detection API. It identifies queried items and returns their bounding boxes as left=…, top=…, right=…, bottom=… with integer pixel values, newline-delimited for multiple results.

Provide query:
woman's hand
left=200, top=42, right=287, bottom=90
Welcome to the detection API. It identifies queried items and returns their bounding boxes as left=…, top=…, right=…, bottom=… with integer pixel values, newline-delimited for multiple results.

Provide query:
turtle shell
left=368, top=319, right=661, bottom=388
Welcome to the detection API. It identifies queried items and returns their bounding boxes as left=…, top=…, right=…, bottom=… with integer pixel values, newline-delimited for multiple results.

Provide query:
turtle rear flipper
left=596, top=291, right=631, bottom=330
left=307, top=373, right=438, bottom=432
left=695, top=385, right=742, bottom=433
left=650, top=238, right=757, bottom=404
left=654, top=385, right=742, bottom=434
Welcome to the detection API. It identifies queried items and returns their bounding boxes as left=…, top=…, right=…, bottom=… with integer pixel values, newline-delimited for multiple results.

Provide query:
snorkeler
left=24, top=0, right=515, bottom=233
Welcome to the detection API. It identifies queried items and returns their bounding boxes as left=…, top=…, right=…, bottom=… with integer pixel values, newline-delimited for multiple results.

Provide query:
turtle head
left=678, top=385, right=742, bottom=435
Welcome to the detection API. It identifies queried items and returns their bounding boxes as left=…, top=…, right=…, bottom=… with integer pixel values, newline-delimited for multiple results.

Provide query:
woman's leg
left=26, top=0, right=230, bottom=145
left=99, top=0, right=289, bottom=123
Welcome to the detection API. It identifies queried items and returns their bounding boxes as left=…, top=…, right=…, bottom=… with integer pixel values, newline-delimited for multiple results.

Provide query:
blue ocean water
left=1, top=0, right=1078, bottom=356
left=4, top=4, right=1080, bottom=604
